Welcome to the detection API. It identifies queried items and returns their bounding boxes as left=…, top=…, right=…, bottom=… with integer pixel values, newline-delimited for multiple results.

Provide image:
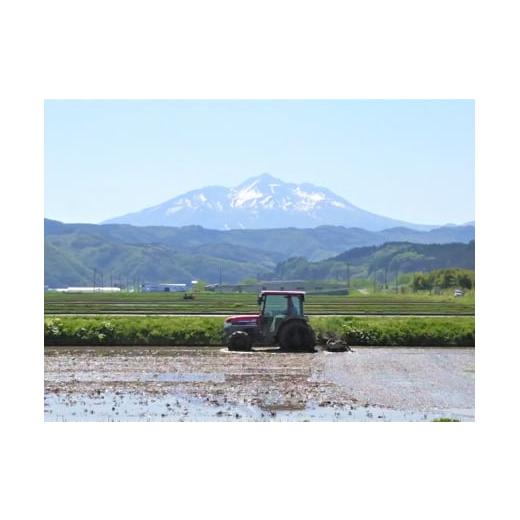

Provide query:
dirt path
left=44, top=346, right=474, bottom=421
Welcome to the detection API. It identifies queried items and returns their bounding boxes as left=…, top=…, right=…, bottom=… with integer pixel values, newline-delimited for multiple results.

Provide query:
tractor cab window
left=262, top=295, right=287, bottom=317
left=262, top=295, right=303, bottom=317
left=287, top=296, right=304, bottom=317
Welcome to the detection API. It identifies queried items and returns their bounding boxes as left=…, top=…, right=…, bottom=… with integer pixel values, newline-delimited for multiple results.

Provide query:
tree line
left=412, top=268, right=474, bottom=292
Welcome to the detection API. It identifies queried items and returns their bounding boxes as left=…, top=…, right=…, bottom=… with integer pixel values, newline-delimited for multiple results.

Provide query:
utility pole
left=110, top=272, right=113, bottom=288
left=373, top=269, right=377, bottom=294
left=100, top=271, right=104, bottom=289
left=219, top=265, right=222, bottom=291
left=346, top=263, right=351, bottom=292
left=93, top=268, right=96, bottom=292
left=395, top=266, right=399, bottom=293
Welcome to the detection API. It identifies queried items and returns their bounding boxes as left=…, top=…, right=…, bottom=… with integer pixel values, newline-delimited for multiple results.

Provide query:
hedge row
left=311, top=316, right=475, bottom=346
left=44, top=316, right=224, bottom=346
left=44, top=316, right=475, bottom=347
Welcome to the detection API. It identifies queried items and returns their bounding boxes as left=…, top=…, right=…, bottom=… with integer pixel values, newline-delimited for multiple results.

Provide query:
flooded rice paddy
left=44, top=346, right=474, bottom=422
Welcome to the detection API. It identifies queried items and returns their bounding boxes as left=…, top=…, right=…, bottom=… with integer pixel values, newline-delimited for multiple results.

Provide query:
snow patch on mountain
left=229, top=182, right=264, bottom=208
left=293, top=187, right=326, bottom=211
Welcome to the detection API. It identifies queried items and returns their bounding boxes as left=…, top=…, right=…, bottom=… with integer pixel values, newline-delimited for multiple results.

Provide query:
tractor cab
left=257, top=291, right=305, bottom=341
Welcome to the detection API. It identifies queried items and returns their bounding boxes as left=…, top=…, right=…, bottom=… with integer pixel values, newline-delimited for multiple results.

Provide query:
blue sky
left=44, top=100, right=474, bottom=225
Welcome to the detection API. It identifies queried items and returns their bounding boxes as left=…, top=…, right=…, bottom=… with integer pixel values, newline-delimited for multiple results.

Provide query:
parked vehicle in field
left=223, top=291, right=316, bottom=351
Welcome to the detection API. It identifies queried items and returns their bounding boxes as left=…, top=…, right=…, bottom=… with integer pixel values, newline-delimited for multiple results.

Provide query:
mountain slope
left=104, top=173, right=437, bottom=231
left=45, top=228, right=271, bottom=286
left=44, top=219, right=475, bottom=287
left=270, top=241, right=475, bottom=281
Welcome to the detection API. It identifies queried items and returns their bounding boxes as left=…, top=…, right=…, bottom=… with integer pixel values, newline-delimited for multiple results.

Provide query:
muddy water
left=44, top=346, right=475, bottom=422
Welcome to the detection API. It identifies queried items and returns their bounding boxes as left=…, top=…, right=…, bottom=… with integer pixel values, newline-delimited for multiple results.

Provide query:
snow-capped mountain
left=104, top=173, right=434, bottom=231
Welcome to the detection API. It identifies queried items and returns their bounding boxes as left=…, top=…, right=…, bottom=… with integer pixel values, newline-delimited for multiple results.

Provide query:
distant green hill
left=44, top=219, right=475, bottom=287
left=269, top=242, right=475, bottom=281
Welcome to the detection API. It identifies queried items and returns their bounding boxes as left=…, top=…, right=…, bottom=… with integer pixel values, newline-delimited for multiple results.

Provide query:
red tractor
left=223, top=291, right=316, bottom=352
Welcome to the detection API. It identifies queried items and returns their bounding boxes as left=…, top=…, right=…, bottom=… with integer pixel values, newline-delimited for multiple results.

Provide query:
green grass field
left=44, top=291, right=475, bottom=316
left=44, top=315, right=475, bottom=347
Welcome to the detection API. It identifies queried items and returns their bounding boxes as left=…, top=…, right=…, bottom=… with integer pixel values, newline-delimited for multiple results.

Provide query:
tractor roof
left=259, top=290, right=305, bottom=297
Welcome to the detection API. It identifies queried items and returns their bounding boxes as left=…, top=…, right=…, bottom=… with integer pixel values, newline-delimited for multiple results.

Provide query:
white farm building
left=54, top=287, right=121, bottom=293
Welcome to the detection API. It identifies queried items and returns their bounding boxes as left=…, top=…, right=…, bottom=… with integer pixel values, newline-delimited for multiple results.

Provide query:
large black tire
left=228, top=331, right=252, bottom=351
left=277, top=320, right=316, bottom=352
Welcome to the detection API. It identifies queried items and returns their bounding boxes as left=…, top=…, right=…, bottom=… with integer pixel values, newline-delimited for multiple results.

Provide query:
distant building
left=206, top=280, right=348, bottom=295
left=206, top=280, right=305, bottom=293
left=54, top=287, right=121, bottom=293
left=258, top=280, right=308, bottom=291
left=141, top=283, right=187, bottom=293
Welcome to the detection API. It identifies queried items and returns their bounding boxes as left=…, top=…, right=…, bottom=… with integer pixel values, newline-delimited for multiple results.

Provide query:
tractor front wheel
left=228, top=331, right=252, bottom=351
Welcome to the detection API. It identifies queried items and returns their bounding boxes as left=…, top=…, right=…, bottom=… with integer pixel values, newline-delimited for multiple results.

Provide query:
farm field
left=45, top=291, right=475, bottom=316
left=44, top=345, right=475, bottom=422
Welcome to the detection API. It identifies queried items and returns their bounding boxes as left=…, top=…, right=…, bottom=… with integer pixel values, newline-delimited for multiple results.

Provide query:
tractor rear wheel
left=228, top=331, right=252, bottom=351
left=277, top=320, right=316, bottom=352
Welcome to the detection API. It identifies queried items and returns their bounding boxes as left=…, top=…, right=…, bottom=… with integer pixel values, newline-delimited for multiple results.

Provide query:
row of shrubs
left=44, top=316, right=224, bottom=346
left=311, top=316, right=475, bottom=346
left=44, top=316, right=475, bottom=347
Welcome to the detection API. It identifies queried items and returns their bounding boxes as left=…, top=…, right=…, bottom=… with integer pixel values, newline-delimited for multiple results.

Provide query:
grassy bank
left=44, top=316, right=475, bottom=347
